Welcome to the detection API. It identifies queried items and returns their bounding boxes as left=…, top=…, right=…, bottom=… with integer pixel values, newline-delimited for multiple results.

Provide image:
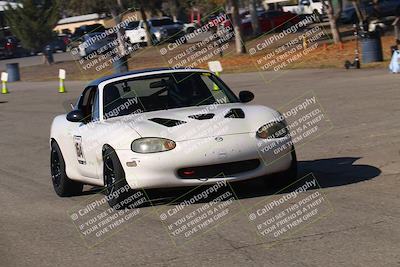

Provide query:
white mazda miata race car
left=50, top=68, right=297, bottom=207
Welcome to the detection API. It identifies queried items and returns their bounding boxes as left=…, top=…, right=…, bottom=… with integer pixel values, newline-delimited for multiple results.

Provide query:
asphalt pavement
left=0, top=69, right=399, bottom=266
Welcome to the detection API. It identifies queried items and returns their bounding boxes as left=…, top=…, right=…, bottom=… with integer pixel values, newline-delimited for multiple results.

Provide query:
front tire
left=50, top=141, right=83, bottom=196
left=262, top=148, right=298, bottom=188
left=103, top=146, right=133, bottom=209
left=274, top=148, right=298, bottom=187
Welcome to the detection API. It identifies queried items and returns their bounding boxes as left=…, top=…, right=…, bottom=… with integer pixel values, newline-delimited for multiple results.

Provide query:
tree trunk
left=394, top=13, right=400, bottom=40
left=231, top=0, right=246, bottom=54
left=371, top=0, right=380, bottom=19
left=328, top=15, right=341, bottom=43
left=352, top=0, right=364, bottom=23
left=169, top=0, right=178, bottom=21
left=111, top=7, right=129, bottom=73
left=249, top=0, right=260, bottom=36
left=140, top=6, right=153, bottom=46
left=323, top=0, right=342, bottom=44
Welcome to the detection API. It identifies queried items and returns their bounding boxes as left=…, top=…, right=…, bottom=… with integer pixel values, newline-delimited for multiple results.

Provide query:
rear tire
left=50, top=141, right=83, bottom=197
left=103, top=146, right=133, bottom=209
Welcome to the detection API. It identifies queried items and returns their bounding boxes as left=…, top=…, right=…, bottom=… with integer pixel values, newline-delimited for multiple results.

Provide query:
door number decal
left=73, top=135, right=86, bottom=165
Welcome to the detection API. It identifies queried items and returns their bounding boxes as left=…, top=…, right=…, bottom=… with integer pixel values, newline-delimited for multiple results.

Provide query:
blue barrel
left=361, top=36, right=383, bottom=63
left=6, top=63, right=20, bottom=82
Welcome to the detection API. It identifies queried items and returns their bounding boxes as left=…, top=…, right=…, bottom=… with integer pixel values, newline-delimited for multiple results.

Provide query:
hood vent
left=149, top=118, right=186, bottom=127
left=225, top=108, right=245, bottom=119
left=188, top=113, right=215, bottom=120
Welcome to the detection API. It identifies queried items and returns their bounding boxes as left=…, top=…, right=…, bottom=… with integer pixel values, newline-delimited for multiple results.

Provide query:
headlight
left=131, top=138, right=176, bottom=153
left=256, top=121, right=288, bottom=139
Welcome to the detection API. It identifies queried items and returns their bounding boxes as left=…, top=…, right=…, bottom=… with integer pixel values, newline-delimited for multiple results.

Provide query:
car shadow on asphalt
left=143, top=157, right=381, bottom=206
left=80, top=157, right=381, bottom=207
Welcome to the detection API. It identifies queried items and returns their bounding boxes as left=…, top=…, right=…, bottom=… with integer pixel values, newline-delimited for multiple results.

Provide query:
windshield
left=102, top=72, right=239, bottom=119
left=150, top=18, right=174, bottom=27
left=125, top=21, right=140, bottom=30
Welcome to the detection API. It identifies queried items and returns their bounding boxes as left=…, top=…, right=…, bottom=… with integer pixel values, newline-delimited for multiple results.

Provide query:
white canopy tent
left=0, top=1, right=21, bottom=12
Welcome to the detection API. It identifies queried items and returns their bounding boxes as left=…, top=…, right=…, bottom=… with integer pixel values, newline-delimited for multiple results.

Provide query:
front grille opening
left=177, top=159, right=260, bottom=179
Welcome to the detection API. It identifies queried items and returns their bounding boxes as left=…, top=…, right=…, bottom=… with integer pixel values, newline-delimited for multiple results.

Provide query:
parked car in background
left=0, top=36, right=30, bottom=58
left=282, top=0, right=323, bottom=17
left=69, top=24, right=107, bottom=52
left=78, top=32, right=116, bottom=58
left=45, top=35, right=69, bottom=53
left=125, top=17, right=186, bottom=46
left=175, top=20, right=197, bottom=33
left=241, top=10, right=300, bottom=35
left=0, top=36, right=19, bottom=58
left=123, top=20, right=146, bottom=45
left=72, top=24, right=106, bottom=40
left=341, top=0, right=400, bottom=24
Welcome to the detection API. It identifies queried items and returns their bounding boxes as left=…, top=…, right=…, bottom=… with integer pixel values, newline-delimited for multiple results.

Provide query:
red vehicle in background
left=0, top=36, right=24, bottom=58
left=221, top=10, right=300, bottom=35
left=242, top=10, right=300, bottom=35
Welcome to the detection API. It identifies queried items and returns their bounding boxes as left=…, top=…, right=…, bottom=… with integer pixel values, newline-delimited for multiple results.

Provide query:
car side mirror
left=239, top=91, right=254, bottom=103
left=66, top=109, right=84, bottom=122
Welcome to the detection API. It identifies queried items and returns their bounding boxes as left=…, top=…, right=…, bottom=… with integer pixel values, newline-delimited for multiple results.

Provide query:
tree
left=139, top=1, right=152, bottom=47
left=322, top=0, right=343, bottom=44
left=249, top=0, right=260, bottom=35
left=109, top=0, right=130, bottom=73
left=5, top=0, right=60, bottom=64
left=350, top=0, right=364, bottom=24
left=231, top=0, right=246, bottom=54
left=167, top=0, right=180, bottom=21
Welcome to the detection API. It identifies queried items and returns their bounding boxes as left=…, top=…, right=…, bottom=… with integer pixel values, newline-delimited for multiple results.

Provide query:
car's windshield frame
left=97, top=70, right=240, bottom=121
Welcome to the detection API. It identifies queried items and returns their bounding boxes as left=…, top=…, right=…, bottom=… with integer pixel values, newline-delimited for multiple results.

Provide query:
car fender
left=50, top=114, right=82, bottom=181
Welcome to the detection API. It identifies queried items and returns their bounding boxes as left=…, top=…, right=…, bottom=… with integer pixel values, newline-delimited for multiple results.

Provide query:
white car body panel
left=50, top=69, right=293, bottom=189
left=282, top=1, right=323, bottom=15
left=125, top=27, right=148, bottom=44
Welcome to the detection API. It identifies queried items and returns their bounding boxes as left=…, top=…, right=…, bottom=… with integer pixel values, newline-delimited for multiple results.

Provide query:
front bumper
left=115, top=133, right=293, bottom=189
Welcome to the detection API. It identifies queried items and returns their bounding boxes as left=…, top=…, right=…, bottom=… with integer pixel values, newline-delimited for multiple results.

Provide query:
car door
left=71, top=86, right=102, bottom=179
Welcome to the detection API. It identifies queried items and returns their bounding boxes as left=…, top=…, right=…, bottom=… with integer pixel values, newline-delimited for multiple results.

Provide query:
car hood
left=112, top=103, right=281, bottom=142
